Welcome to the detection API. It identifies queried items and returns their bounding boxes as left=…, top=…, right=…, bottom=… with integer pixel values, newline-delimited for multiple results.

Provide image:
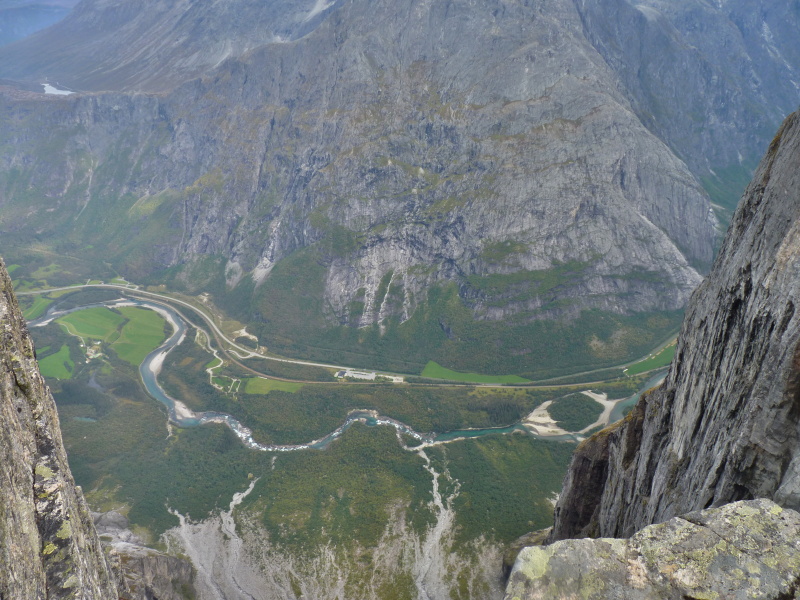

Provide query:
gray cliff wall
left=118, top=552, right=196, bottom=600
left=94, top=510, right=197, bottom=600
left=550, top=109, right=800, bottom=540
left=574, top=0, right=800, bottom=175
left=0, top=257, right=120, bottom=599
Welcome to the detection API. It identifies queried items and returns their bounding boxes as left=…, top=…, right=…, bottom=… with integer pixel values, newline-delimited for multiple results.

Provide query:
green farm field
left=245, top=377, right=305, bottom=395
left=625, top=341, right=677, bottom=376
left=38, top=344, right=74, bottom=379
left=421, top=361, right=532, bottom=384
left=58, top=307, right=125, bottom=340
left=112, top=307, right=168, bottom=365
left=22, top=296, right=52, bottom=320
left=57, top=306, right=167, bottom=366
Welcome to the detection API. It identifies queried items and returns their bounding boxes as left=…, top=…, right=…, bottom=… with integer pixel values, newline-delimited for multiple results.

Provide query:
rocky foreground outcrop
left=0, top=257, right=119, bottom=598
left=506, top=499, right=800, bottom=600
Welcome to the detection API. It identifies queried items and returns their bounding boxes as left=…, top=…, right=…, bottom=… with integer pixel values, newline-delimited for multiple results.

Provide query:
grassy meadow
left=244, top=377, right=305, bottom=394
left=112, top=306, right=168, bottom=364
left=58, top=307, right=125, bottom=340
left=55, top=305, right=167, bottom=366
left=421, top=361, right=532, bottom=384
left=625, top=341, right=677, bottom=376
left=38, top=344, right=74, bottom=379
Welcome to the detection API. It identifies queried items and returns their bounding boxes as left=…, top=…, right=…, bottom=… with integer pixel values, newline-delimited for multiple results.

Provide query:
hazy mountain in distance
left=0, top=0, right=77, bottom=47
left=575, top=0, right=800, bottom=211
left=0, top=0, right=340, bottom=92
left=2, top=0, right=796, bottom=185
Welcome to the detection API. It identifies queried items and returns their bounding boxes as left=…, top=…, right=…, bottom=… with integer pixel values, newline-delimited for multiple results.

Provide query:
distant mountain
left=0, top=0, right=797, bottom=376
left=0, top=0, right=77, bottom=47
left=577, top=0, right=800, bottom=184
left=0, top=0, right=339, bottom=92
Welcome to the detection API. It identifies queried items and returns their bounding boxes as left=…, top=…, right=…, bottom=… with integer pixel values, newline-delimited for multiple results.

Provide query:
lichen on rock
left=506, top=500, right=800, bottom=600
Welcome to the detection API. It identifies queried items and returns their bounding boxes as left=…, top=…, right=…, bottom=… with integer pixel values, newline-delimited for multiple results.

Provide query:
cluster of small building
left=334, top=370, right=404, bottom=383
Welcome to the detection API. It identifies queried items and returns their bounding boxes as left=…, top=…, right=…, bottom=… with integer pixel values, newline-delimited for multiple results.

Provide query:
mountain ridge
left=0, top=0, right=797, bottom=377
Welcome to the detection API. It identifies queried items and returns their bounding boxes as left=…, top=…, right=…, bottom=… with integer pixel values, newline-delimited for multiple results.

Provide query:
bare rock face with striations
left=0, top=0, right=333, bottom=93
left=549, top=108, right=800, bottom=540
left=0, top=257, right=120, bottom=598
left=574, top=0, right=800, bottom=176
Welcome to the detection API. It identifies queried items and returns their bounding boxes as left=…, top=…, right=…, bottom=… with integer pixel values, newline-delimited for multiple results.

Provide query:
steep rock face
left=507, top=499, right=800, bottom=600
left=117, top=553, right=196, bottom=600
left=575, top=0, right=800, bottom=176
left=0, top=256, right=119, bottom=599
left=550, top=109, right=800, bottom=540
left=0, top=0, right=717, bottom=332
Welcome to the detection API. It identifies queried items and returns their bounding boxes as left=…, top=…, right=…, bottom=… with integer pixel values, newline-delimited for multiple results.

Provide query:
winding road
left=20, top=282, right=672, bottom=389
left=24, top=288, right=605, bottom=450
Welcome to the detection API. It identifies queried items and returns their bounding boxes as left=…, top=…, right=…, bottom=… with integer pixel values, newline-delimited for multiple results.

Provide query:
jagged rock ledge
left=505, top=499, right=800, bottom=600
